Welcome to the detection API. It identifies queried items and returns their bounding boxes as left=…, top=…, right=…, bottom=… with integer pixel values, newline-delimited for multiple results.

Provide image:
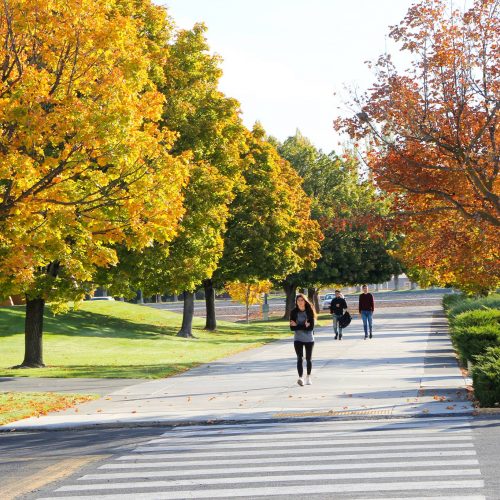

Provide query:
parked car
left=89, top=296, right=115, bottom=301
left=322, top=293, right=335, bottom=310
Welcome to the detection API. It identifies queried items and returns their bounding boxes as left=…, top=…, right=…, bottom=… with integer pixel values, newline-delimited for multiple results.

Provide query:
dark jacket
left=359, top=292, right=375, bottom=313
left=290, top=307, right=315, bottom=331
left=329, top=297, right=348, bottom=316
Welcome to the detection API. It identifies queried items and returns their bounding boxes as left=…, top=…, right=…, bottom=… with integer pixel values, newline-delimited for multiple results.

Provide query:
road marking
left=132, top=441, right=473, bottom=455
left=36, top=418, right=485, bottom=500
left=0, top=455, right=105, bottom=500
left=146, top=433, right=473, bottom=446
left=99, top=458, right=480, bottom=472
left=117, top=449, right=477, bottom=463
left=77, top=468, right=481, bottom=483
left=63, top=469, right=482, bottom=491
left=40, top=480, right=486, bottom=499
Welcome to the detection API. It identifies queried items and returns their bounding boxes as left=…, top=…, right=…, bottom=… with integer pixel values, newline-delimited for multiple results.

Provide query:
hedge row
left=444, top=293, right=500, bottom=407
left=472, top=347, right=500, bottom=407
left=443, top=293, right=500, bottom=317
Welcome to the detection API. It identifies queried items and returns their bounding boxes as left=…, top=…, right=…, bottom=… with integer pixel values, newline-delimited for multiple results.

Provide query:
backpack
left=339, top=311, right=352, bottom=328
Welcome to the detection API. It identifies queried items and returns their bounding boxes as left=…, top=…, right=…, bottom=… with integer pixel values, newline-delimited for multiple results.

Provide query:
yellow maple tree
left=0, top=0, right=188, bottom=366
left=225, top=280, right=272, bottom=324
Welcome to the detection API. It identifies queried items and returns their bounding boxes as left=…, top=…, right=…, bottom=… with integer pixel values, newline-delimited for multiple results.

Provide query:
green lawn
left=0, top=302, right=292, bottom=379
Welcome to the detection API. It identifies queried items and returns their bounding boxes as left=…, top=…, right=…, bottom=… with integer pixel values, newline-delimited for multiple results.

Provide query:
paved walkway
left=0, top=377, right=143, bottom=396
left=1, top=305, right=474, bottom=431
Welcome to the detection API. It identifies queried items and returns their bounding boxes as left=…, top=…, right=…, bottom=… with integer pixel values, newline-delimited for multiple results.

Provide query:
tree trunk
left=177, top=291, right=195, bottom=338
left=410, top=281, right=417, bottom=290
left=283, top=282, right=297, bottom=320
left=307, top=287, right=320, bottom=313
left=245, top=285, right=250, bottom=323
left=204, top=279, right=216, bottom=331
left=375, top=283, right=380, bottom=292
left=20, top=297, right=46, bottom=368
left=313, top=290, right=320, bottom=313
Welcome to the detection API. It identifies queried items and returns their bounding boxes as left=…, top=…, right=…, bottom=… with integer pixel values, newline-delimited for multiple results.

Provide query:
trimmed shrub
left=472, top=347, right=500, bottom=407
left=451, top=323, right=500, bottom=365
left=442, top=293, right=465, bottom=312
left=452, top=309, right=500, bottom=329
left=447, top=294, right=500, bottom=319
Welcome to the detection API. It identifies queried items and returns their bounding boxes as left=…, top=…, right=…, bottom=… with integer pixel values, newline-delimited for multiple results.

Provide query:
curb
left=473, top=407, right=500, bottom=415
left=0, top=410, right=476, bottom=433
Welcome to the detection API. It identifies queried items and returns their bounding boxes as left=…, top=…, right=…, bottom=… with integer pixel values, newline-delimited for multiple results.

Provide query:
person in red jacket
left=358, top=284, right=375, bottom=339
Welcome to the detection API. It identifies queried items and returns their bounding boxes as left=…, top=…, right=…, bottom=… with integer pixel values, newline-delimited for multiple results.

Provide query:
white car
left=89, top=296, right=115, bottom=301
left=322, top=293, right=335, bottom=310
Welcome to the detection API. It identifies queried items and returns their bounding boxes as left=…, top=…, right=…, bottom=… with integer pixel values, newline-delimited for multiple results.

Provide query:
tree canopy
left=277, top=132, right=398, bottom=304
left=336, top=0, right=499, bottom=293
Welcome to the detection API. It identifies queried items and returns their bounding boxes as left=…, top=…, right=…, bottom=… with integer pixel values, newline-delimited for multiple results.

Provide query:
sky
left=161, top=0, right=418, bottom=152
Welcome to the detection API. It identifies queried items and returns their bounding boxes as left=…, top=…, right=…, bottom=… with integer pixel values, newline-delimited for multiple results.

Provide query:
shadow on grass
left=0, top=306, right=25, bottom=338
left=0, top=306, right=290, bottom=341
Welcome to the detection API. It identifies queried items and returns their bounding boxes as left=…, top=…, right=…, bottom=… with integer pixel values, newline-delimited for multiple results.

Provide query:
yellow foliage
left=0, top=0, right=188, bottom=300
left=225, top=281, right=272, bottom=307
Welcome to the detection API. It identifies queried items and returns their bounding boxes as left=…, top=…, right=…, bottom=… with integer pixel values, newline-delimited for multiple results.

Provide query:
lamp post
left=262, top=293, right=269, bottom=321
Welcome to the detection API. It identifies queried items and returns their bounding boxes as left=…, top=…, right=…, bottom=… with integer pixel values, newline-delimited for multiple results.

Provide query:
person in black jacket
left=290, top=293, right=316, bottom=386
left=329, top=290, right=348, bottom=340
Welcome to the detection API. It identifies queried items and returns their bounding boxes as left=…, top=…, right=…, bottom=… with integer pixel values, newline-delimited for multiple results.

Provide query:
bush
left=442, top=293, right=465, bottom=312
left=452, top=309, right=500, bottom=329
left=451, top=323, right=500, bottom=365
left=472, top=347, right=500, bottom=407
left=447, top=294, right=500, bottom=318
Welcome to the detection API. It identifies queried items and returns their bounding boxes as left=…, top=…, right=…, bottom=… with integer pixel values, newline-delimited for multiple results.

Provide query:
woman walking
left=290, top=293, right=316, bottom=386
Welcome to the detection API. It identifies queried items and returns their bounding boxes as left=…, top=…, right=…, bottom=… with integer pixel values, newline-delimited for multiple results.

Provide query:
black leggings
left=294, top=341, right=314, bottom=377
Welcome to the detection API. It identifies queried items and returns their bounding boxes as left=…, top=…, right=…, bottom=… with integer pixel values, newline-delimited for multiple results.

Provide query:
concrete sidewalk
left=1, top=305, right=474, bottom=431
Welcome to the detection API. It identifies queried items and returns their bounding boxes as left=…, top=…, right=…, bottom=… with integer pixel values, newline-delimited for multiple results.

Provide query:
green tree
left=206, top=125, right=322, bottom=327
left=277, top=133, right=398, bottom=316
left=98, top=24, right=245, bottom=337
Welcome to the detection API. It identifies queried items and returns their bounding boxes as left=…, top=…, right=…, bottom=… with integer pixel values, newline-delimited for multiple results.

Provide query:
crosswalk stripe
left=40, top=479, right=486, bottom=499
left=128, top=442, right=474, bottom=458
left=99, top=458, right=480, bottom=472
left=360, top=497, right=485, bottom=500
left=116, top=449, right=477, bottom=464
left=134, top=437, right=474, bottom=453
left=76, top=468, right=481, bottom=484
left=145, top=433, right=473, bottom=446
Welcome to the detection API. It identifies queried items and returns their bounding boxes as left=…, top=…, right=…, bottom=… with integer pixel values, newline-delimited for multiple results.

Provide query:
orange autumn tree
left=0, top=0, right=187, bottom=367
left=336, top=0, right=499, bottom=293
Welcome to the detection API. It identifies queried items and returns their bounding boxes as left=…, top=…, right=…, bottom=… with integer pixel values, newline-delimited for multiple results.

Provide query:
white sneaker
left=305, top=375, right=312, bottom=385
left=297, top=377, right=304, bottom=386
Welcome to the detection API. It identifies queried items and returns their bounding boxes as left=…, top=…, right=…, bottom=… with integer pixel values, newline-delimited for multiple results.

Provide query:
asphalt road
left=1, top=416, right=499, bottom=499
